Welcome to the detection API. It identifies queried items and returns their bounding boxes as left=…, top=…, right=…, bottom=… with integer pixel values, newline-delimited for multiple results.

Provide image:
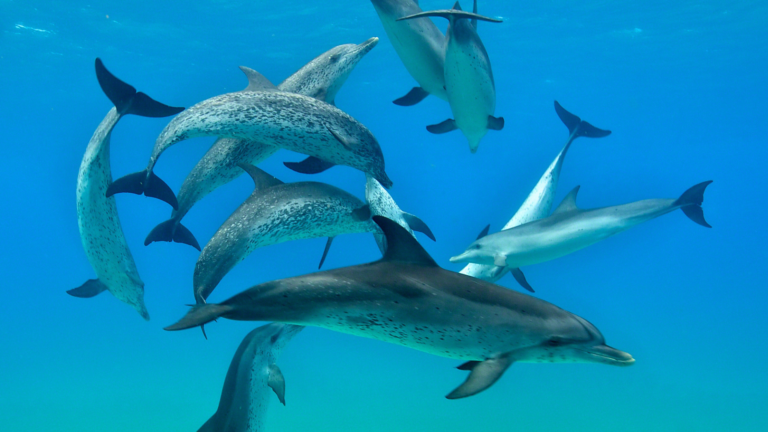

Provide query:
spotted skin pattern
left=76, top=108, right=148, bottom=319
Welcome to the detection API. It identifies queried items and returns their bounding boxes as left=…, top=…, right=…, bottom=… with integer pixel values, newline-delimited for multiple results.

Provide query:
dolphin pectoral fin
left=144, top=172, right=179, bottom=209
left=398, top=8, right=503, bottom=24
left=487, top=116, right=505, bottom=131
left=164, top=303, right=234, bottom=332
left=106, top=170, right=147, bottom=197
left=238, top=163, right=284, bottom=190
left=402, top=212, right=436, bottom=241
left=325, top=124, right=354, bottom=150
left=239, top=66, right=278, bottom=92
left=319, top=237, right=334, bottom=269
left=493, top=255, right=507, bottom=267
left=67, top=279, right=108, bottom=298
left=426, top=119, right=457, bottom=135
left=447, top=356, right=514, bottom=399
left=476, top=224, right=491, bottom=240
left=268, top=364, right=287, bottom=405
left=352, top=204, right=372, bottom=221
left=674, top=180, right=713, bottom=228
left=510, top=268, right=534, bottom=293
left=145, top=219, right=200, bottom=251
left=283, top=156, right=336, bottom=174
left=457, top=361, right=480, bottom=370
left=393, top=87, right=429, bottom=106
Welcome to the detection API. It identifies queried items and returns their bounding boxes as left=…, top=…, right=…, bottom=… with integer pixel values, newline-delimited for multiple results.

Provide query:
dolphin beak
left=580, top=344, right=635, bottom=366
left=357, top=37, right=379, bottom=54
left=449, top=252, right=470, bottom=263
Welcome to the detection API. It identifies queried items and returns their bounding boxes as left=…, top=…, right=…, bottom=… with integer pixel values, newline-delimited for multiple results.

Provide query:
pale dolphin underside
left=166, top=217, right=634, bottom=399
left=68, top=58, right=183, bottom=320
left=461, top=101, right=611, bottom=291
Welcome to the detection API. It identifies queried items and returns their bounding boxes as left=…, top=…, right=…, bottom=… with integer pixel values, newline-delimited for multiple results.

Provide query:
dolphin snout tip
left=449, top=255, right=463, bottom=263
left=360, top=37, right=379, bottom=51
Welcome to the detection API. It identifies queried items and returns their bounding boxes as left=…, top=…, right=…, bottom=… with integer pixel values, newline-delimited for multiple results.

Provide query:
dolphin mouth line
left=576, top=348, right=635, bottom=365
left=357, top=37, right=379, bottom=53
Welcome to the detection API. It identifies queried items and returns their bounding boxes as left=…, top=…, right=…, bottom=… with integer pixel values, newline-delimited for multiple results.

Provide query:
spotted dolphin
left=461, top=101, right=611, bottom=291
left=106, top=69, right=392, bottom=209
left=166, top=216, right=634, bottom=399
left=192, top=165, right=373, bottom=307
left=399, top=1, right=504, bottom=152
left=68, top=59, right=183, bottom=320
left=145, top=38, right=379, bottom=250
left=450, top=181, right=712, bottom=269
left=198, top=323, right=304, bottom=432
left=370, top=0, right=448, bottom=105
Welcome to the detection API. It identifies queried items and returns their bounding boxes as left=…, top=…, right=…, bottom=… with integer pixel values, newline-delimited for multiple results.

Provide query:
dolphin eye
left=472, top=244, right=482, bottom=250
left=545, top=338, right=564, bottom=347
left=329, top=54, right=340, bottom=63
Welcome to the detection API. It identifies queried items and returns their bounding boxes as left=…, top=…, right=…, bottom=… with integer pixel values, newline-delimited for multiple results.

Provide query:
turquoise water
left=2, top=0, right=767, bottom=430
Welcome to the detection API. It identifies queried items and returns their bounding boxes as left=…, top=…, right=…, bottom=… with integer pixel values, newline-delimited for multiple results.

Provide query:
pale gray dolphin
left=192, top=165, right=373, bottom=306
left=198, top=323, right=304, bottom=432
left=370, top=0, right=448, bottom=105
left=166, top=216, right=634, bottom=399
left=67, top=59, right=184, bottom=320
left=450, top=181, right=712, bottom=269
left=461, top=101, right=611, bottom=290
left=106, top=69, right=392, bottom=208
left=399, top=2, right=504, bottom=152
left=145, top=38, right=379, bottom=250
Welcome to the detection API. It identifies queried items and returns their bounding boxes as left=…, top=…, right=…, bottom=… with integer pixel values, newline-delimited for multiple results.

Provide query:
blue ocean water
left=1, top=0, right=766, bottom=430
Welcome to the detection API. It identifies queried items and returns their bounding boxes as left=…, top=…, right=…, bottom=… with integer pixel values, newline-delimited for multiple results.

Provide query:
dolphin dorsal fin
left=239, top=66, right=278, bottom=92
left=237, top=163, right=283, bottom=191
left=374, top=216, right=438, bottom=267
left=552, top=186, right=581, bottom=215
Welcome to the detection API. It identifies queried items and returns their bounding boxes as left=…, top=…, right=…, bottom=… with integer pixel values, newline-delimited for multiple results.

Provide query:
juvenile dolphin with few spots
left=166, top=216, right=634, bottom=399
left=399, top=1, right=504, bottom=152
left=451, top=181, right=712, bottom=270
left=144, top=38, right=380, bottom=250
left=107, top=67, right=392, bottom=209
left=68, top=58, right=184, bottom=320
left=461, top=101, right=611, bottom=291
left=198, top=323, right=303, bottom=432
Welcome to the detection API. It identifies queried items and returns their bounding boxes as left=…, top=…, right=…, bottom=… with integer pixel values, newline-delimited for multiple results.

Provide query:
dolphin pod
left=145, top=38, right=380, bottom=250
left=450, top=181, right=712, bottom=269
left=460, top=101, right=611, bottom=291
left=198, top=323, right=303, bottom=432
left=166, top=216, right=634, bottom=399
left=68, top=59, right=183, bottom=320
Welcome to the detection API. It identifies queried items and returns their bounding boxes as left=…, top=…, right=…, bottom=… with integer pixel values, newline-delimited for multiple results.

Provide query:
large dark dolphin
left=198, top=323, right=303, bottom=432
left=68, top=59, right=183, bottom=320
left=451, top=181, right=712, bottom=269
left=461, top=101, right=611, bottom=291
left=145, top=38, right=379, bottom=250
left=192, top=165, right=373, bottom=306
left=166, top=217, right=634, bottom=399
left=370, top=0, right=448, bottom=105
left=107, top=69, right=392, bottom=209
left=399, top=1, right=504, bottom=152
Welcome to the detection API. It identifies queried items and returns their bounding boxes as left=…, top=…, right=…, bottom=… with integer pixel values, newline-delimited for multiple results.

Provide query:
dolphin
left=370, top=0, right=448, bottom=105
left=198, top=323, right=304, bottom=432
left=106, top=69, right=392, bottom=209
left=166, top=216, right=634, bottom=399
left=145, top=38, right=380, bottom=250
left=461, top=101, right=611, bottom=290
left=450, top=181, right=713, bottom=269
left=399, top=1, right=504, bottom=153
left=68, top=58, right=183, bottom=320
left=192, top=165, right=373, bottom=307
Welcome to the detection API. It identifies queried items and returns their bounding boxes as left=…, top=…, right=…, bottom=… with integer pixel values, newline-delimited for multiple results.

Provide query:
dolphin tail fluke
left=164, top=304, right=234, bottom=332
left=393, top=87, right=430, bottom=106
left=106, top=169, right=179, bottom=209
left=283, top=156, right=336, bottom=174
left=145, top=219, right=201, bottom=250
left=673, top=180, right=713, bottom=228
left=402, top=212, right=436, bottom=241
left=67, top=279, right=108, bottom=298
left=427, top=119, right=457, bottom=134
left=554, top=101, right=611, bottom=139
left=447, top=356, right=514, bottom=399
left=397, top=8, right=502, bottom=24
left=95, top=58, right=184, bottom=118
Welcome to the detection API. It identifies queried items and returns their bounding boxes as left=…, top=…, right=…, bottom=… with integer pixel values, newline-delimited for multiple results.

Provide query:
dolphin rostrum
left=145, top=38, right=380, bottom=250
left=461, top=101, right=611, bottom=290
left=198, top=323, right=304, bottom=432
left=106, top=69, right=392, bottom=209
left=192, top=165, right=373, bottom=306
left=370, top=0, right=448, bottom=105
left=166, top=216, right=634, bottom=399
left=68, top=58, right=183, bottom=320
left=451, top=181, right=712, bottom=269
left=399, top=1, right=504, bottom=152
